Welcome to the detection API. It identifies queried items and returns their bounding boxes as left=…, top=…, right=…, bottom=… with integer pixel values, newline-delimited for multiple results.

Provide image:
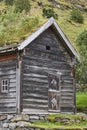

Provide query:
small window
left=1, top=79, right=9, bottom=93
left=46, top=45, right=50, bottom=50
left=49, top=74, right=59, bottom=91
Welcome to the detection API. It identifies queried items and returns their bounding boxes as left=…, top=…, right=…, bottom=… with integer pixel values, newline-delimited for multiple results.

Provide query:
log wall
left=0, top=54, right=17, bottom=113
left=22, top=27, right=75, bottom=113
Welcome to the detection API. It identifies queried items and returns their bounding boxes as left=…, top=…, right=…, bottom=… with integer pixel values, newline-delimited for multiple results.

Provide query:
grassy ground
left=76, top=92, right=87, bottom=112
left=31, top=113, right=87, bottom=129
left=28, top=92, right=87, bottom=129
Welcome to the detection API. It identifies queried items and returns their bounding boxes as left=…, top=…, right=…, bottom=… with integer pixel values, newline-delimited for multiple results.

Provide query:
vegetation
left=15, top=0, right=31, bottom=13
left=43, top=7, right=58, bottom=19
left=32, top=113, right=87, bottom=129
left=4, top=0, right=14, bottom=5
left=76, top=91, right=87, bottom=112
left=71, top=8, right=84, bottom=23
left=76, top=30, right=87, bottom=91
left=0, top=0, right=87, bottom=91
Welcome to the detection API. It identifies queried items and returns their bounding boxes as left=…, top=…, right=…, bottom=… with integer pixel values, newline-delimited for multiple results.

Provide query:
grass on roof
left=0, top=0, right=87, bottom=48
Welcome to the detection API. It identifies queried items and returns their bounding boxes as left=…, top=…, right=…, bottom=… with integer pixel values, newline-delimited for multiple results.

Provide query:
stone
left=76, top=5, right=84, bottom=11
left=71, top=119, right=76, bottom=124
left=7, top=115, right=14, bottom=121
left=56, top=4, right=61, bottom=8
left=54, top=117, right=61, bottom=123
left=70, top=0, right=78, bottom=4
left=17, top=121, right=31, bottom=128
left=61, top=118, right=70, bottom=125
left=11, top=114, right=29, bottom=122
left=9, top=122, right=17, bottom=129
left=39, top=115, right=46, bottom=120
left=3, top=123, right=9, bottom=128
left=0, top=115, right=7, bottom=121
left=30, top=116, right=39, bottom=121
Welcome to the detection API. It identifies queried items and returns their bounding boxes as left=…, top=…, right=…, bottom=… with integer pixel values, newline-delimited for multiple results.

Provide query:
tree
left=76, top=30, right=87, bottom=91
left=15, top=0, right=31, bottom=13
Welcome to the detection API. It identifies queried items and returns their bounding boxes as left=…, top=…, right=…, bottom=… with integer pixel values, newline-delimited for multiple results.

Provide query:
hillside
left=0, top=0, right=87, bottom=49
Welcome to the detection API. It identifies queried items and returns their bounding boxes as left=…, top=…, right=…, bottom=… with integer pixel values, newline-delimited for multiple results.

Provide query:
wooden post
left=16, top=52, right=22, bottom=113
left=73, top=69, right=77, bottom=114
left=72, top=60, right=76, bottom=114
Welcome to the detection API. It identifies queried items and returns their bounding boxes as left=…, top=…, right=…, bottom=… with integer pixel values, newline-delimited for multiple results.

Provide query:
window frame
left=48, top=74, right=60, bottom=91
left=1, top=79, right=9, bottom=93
left=48, top=73, right=62, bottom=112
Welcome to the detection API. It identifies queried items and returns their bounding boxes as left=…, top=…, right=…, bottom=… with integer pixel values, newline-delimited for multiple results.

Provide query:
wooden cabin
left=0, top=18, right=80, bottom=114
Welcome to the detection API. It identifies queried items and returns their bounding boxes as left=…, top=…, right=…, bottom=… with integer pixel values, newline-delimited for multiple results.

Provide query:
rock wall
left=0, top=113, right=87, bottom=130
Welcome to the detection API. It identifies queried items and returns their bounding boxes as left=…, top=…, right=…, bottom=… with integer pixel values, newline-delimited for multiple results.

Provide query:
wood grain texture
left=0, top=58, right=17, bottom=113
left=21, top=28, right=75, bottom=113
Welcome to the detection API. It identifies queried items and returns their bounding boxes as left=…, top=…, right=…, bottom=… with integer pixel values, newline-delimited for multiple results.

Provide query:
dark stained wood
left=0, top=53, right=16, bottom=62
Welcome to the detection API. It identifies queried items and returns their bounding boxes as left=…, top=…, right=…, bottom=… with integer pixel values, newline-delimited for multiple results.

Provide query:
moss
left=33, top=113, right=87, bottom=130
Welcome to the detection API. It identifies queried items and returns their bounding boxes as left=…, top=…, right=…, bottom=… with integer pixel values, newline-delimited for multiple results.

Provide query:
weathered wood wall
left=22, top=27, right=75, bottom=113
left=0, top=54, right=17, bottom=113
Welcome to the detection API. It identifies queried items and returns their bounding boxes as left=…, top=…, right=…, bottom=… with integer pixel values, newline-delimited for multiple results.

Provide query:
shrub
left=76, top=30, right=87, bottom=46
left=76, top=30, right=87, bottom=91
left=71, top=8, right=84, bottom=23
left=15, top=0, right=31, bottom=13
left=4, top=0, right=15, bottom=5
left=43, top=7, right=58, bottom=19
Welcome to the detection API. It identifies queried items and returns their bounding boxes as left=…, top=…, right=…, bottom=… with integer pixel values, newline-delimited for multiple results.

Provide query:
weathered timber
left=0, top=18, right=79, bottom=114
left=0, top=58, right=17, bottom=113
left=21, top=27, right=75, bottom=113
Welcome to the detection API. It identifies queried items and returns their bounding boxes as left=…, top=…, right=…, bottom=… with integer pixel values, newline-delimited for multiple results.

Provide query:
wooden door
left=48, top=74, right=61, bottom=112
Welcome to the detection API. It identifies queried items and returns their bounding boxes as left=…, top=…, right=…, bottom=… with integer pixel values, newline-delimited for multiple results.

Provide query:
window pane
left=3, top=80, right=4, bottom=85
left=1, top=79, right=9, bottom=93
left=5, top=86, right=7, bottom=90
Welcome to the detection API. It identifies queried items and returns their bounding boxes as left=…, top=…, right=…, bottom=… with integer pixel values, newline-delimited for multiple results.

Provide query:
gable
left=24, top=27, right=71, bottom=64
left=18, top=17, right=80, bottom=61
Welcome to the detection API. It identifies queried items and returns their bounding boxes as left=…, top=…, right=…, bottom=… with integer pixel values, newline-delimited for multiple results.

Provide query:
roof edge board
left=52, top=21, right=80, bottom=61
left=18, top=17, right=54, bottom=50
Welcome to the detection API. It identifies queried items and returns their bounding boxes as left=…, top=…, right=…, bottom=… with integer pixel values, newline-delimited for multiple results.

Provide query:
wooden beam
left=16, top=52, right=22, bottom=113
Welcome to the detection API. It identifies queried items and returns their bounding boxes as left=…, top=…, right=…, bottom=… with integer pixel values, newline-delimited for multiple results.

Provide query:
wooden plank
left=23, top=93, right=48, bottom=100
left=23, top=99, right=48, bottom=105
left=61, top=103, right=74, bottom=107
left=22, top=108, right=48, bottom=114
left=0, top=58, right=17, bottom=114
left=23, top=73, right=47, bottom=78
left=23, top=82, right=48, bottom=88
left=61, top=97, right=73, bottom=100
left=23, top=57, right=71, bottom=70
left=0, top=99, right=16, bottom=103
left=0, top=107, right=16, bottom=113
left=0, top=72, right=16, bottom=76
left=22, top=104, right=48, bottom=110
left=23, top=77, right=48, bottom=83
left=16, top=57, right=22, bottom=113
left=0, top=74, right=16, bottom=79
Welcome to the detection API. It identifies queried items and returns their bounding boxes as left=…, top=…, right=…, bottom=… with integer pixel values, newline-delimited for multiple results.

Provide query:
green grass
left=76, top=92, right=87, bottom=111
left=28, top=92, right=87, bottom=129
left=0, top=0, right=87, bottom=48
left=31, top=113, right=87, bottom=129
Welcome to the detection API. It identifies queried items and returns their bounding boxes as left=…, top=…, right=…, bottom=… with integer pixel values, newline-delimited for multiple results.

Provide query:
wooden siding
left=22, top=27, right=75, bottom=113
left=0, top=57, right=17, bottom=113
left=0, top=53, right=16, bottom=62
